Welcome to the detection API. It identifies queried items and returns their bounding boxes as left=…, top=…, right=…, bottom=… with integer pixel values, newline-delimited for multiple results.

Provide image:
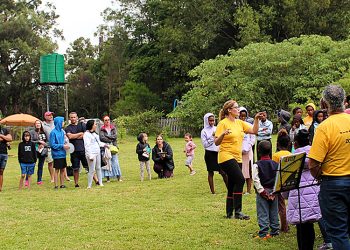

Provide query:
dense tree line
left=1, top=0, right=350, bottom=121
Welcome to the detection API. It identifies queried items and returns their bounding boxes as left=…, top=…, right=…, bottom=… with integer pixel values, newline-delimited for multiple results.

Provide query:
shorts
left=20, top=163, right=35, bottom=175
left=53, top=158, right=67, bottom=169
left=45, top=148, right=53, bottom=163
left=71, top=151, right=88, bottom=170
left=0, top=154, right=8, bottom=169
left=204, top=150, right=220, bottom=172
left=185, top=155, right=194, bottom=166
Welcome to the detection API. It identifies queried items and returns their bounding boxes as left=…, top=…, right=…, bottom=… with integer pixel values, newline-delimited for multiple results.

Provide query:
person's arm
left=32, top=143, right=37, bottom=163
left=136, top=143, right=144, bottom=154
left=18, top=143, right=22, bottom=162
left=246, top=112, right=264, bottom=134
left=309, top=158, right=322, bottom=179
left=201, top=130, right=214, bottom=149
left=165, top=144, right=173, bottom=160
left=0, top=131, right=12, bottom=142
left=49, top=132, right=64, bottom=150
left=66, top=132, right=84, bottom=140
left=267, top=121, right=273, bottom=137
left=99, top=130, right=112, bottom=143
left=252, top=163, right=264, bottom=193
left=152, top=148, right=161, bottom=162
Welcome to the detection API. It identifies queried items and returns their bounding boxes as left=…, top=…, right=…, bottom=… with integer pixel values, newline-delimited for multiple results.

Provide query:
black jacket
left=18, top=141, right=37, bottom=164
left=136, top=142, right=151, bottom=161
left=152, top=141, right=175, bottom=170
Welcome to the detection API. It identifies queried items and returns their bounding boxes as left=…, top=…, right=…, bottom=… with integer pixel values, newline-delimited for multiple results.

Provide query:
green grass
left=0, top=136, right=322, bottom=249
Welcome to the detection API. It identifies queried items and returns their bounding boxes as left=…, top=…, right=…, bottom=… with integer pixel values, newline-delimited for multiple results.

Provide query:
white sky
left=42, top=0, right=114, bottom=54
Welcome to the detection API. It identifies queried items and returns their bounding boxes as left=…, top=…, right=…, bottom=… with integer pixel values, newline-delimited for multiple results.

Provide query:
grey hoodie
left=200, top=113, right=219, bottom=152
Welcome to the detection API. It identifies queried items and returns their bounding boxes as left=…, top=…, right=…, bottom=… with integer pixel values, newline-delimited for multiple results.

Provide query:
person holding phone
left=152, top=134, right=174, bottom=178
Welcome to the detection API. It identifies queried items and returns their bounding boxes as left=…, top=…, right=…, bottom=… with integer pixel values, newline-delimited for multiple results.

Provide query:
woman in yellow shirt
left=215, top=100, right=263, bottom=220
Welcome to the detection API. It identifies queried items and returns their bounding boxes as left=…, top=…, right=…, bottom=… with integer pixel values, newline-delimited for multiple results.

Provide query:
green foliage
left=111, top=81, right=160, bottom=117
left=172, top=35, right=350, bottom=131
left=117, top=109, right=164, bottom=136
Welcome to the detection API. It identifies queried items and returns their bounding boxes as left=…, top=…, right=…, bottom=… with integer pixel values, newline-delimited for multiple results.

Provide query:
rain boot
left=226, top=197, right=234, bottom=219
left=234, top=193, right=250, bottom=220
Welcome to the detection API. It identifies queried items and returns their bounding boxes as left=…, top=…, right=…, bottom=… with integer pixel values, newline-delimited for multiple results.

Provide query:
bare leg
left=63, top=168, right=71, bottom=181
left=208, top=171, right=215, bottom=194
left=60, top=169, right=65, bottom=186
left=19, top=174, right=25, bottom=190
left=54, top=168, right=59, bottom=187
left=27, top=175, right=32, bottom=189
left=73, top=170, right=79, bottom=185
left=246, top=178, right=252, bottom=194
left=48, top=162, right=54, bottom=182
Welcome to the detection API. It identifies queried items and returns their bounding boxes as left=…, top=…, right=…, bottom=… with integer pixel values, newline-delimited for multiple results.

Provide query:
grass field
left=0, top=136, right=322, bottom=249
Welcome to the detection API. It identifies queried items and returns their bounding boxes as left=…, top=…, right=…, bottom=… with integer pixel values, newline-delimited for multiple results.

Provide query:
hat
left=305, top=103, right=316, bottom=110
left=44, top=111, right=54, bottom=117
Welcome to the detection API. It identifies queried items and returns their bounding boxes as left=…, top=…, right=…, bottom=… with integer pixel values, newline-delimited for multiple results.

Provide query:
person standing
left=50, top=116, right=70, bottom=189
left=214, top=100, right=263, bottom=220
left=42, top=111, right=56, bottom=183
left=100, top=116, right=122, bottom=182
left=303, top=103, right=316, bottom=130
left=201, top=113, right=228, bottom=194
left=256, top=110, right=273, bottom=160
left=18, top=131, right=37, bottom=189
left=309, top=85, right=350, bottom=250
left=30, top=120, right=47, bottom=185
left=0, top=124, right=12, bottom=192
left=65, top=112, right=88, bottom=188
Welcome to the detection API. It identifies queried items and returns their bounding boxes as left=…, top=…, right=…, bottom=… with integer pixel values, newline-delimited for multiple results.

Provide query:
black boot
left=234, top=193, right=250, bottom=220
left=226, top=197, right=234, bottom=219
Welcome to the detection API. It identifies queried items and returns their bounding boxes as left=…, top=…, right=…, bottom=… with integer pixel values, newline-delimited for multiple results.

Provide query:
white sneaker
left=99, top=184, right=104, bottom=187
left=190, top=170, right=196, bottom=176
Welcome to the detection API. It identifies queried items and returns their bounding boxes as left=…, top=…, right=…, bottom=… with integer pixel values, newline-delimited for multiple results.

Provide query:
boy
left=252, top=140, right=279, bottom=239
left=18, top=131, right=37, bottom=189
left=184, top=133, right=197, bottom=175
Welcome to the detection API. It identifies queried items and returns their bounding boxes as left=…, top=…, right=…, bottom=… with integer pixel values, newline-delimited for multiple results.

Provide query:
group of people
left=200, top=85, right=350, bottom=250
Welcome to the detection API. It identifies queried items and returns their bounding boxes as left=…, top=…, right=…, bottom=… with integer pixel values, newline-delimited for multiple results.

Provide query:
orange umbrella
left=0, top=114, right=39, bottom=126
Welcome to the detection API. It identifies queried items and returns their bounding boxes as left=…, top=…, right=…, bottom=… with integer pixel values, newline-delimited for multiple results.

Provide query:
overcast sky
left=42, top=0, right=114, bottom=54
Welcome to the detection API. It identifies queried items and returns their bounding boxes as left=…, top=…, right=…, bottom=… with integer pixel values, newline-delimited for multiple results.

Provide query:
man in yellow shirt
left=309, top=85, right=350, bottom=250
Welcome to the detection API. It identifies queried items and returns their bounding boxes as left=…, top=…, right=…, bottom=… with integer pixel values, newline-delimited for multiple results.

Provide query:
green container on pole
left=40, top=53, right=65, bottom=85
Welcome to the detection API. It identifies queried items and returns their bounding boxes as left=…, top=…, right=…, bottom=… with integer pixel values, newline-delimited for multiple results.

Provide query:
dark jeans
left=296, top=223, right=315, bottom=250
left=319, top=177, right=350, bottom=250
left=256, top=190, right=279, bottom=237
left=318, top=217, right=331, bottom=244
left=36, top=154, right=45, bottom=182
left=153, top=163, right=173, bottom=178
left=219, top=159, right=244, bottom=213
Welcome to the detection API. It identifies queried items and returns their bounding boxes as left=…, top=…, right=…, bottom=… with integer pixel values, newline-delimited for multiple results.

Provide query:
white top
left=83, top=131, right=105, bottom=159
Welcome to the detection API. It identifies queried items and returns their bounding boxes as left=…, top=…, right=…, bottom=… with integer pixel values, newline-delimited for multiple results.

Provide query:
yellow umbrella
left=0, top=114, right=39, bottom=127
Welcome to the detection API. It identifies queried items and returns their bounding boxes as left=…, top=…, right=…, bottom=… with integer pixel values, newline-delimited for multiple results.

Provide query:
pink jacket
left=185, top=141, right=196, bottom=156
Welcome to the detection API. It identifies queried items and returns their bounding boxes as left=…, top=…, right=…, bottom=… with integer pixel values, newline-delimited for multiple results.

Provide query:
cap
left=44, top=111, right=54, bottom=117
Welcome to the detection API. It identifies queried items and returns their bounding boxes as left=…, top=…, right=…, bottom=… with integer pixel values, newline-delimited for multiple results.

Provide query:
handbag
left=110, top=145, right=119, bottom=155
left=41, top=147, right=48, bottom=157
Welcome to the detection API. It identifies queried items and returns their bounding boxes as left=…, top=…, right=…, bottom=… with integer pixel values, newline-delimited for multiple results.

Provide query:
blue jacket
left=50, top=116, right=66, bottom=159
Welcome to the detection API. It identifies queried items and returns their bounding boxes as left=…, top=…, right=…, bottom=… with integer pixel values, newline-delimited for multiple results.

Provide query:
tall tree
left=0, top=0, right=61, bottom=115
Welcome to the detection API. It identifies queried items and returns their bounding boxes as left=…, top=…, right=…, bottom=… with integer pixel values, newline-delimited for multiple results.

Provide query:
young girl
left=272, top=129, right=291, bottom=233
left=30, top=120, right=47, bottom=185
left=287, top=129, right=322, bottom=250
left=136, top=133, right=152, bottom=181
left=184, top=133, right=197, bottom=175
left=308, top=110, right=325, bottom=145
left=289, top=115, right=306, bottom=144
left=18, top=131, right=37, bottom=189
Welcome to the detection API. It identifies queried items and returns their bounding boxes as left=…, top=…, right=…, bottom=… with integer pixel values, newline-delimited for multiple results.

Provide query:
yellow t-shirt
left=215, top=118, right=252, bottom=164
left=272, top=150, right=292, bottom=164
left=308, top=113, right=350, bottom=176
left=303, top=115, right=313, bottom=130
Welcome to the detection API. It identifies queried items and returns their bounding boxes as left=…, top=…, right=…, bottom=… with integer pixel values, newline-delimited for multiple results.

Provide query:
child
left=272, top=129, right=291, bottom=233
left=18, top=131, right=37, bottom=189
left=136, top=133, right=152, bottom=181
left=184, top=133, right=196, bottom=175
left=252, top=140, right=279, bottom=239
left=303, top=103, right=316, bottom=130
left=289, top=115, right=306, bottom=144
left=286, top=129, right=324, bottom=250
left=308, top=110, right=325, bottom=145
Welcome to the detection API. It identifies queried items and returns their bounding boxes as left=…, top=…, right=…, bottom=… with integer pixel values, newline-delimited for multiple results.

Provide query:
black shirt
left=0, top=127, right=9, bottom=154
left=65, top=122, right=86, bottom=152
left=18, top=141, right=37, bottom=163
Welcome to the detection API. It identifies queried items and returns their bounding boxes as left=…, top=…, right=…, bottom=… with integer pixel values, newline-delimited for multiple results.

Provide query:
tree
left=0, top=0, right=60, bottom=115
left=172, top=35, right=350, bottom=131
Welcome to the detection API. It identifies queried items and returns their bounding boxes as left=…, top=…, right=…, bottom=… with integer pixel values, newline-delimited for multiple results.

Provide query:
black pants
left=296, top=223, right=315, bottom=250
left=219, top=159, right=244, bottom=214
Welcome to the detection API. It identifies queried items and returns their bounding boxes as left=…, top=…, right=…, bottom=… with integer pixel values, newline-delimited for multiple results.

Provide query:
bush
left=116, top=109, right=164, bottom=137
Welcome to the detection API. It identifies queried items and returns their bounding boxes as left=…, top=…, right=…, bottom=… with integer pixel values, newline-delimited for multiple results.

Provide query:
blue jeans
left=256, top=191, right=280, bottom=237
left=319, top=177, right=350, bottom=250
left=0, top=154, right=8, bottom=169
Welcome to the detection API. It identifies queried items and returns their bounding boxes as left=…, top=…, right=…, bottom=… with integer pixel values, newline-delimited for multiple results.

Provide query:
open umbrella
left=0, top=114, right=39, bottom=127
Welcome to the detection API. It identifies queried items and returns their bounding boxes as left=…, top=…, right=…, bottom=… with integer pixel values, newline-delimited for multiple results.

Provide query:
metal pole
left=46, top=87, right=50, bottom=112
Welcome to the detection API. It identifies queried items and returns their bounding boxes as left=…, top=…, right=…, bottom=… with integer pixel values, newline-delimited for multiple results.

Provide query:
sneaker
left=87, top=186, right=91, bottom=189
left=235, top=212, right=250, bottom=220
left=75, top=184, right=80, bottom=188
left=318, top=243, right=333, bottom=250
left=54, top=186, right=58, bottom=189
left=99, top=184, right=104, bottom=187
left=37, top=181, right=43, bottom=185
left=190, top=170, right=196, bottom=176
left=254, top=235, right=270, bottom=240
left=95, top=182, right=100, bottom=185
left=25, top=180, right=29, bottom=187
left=60, top=185, right=66, bottom=189
left=106, top=180, right=111, bottom=183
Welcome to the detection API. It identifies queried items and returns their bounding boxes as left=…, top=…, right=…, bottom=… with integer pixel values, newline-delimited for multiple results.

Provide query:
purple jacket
left=287, top=146, right=322, bottom=224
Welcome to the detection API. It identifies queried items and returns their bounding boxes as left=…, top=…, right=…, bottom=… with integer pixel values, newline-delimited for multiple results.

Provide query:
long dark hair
left=86, top=120, right=95, bottom=131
